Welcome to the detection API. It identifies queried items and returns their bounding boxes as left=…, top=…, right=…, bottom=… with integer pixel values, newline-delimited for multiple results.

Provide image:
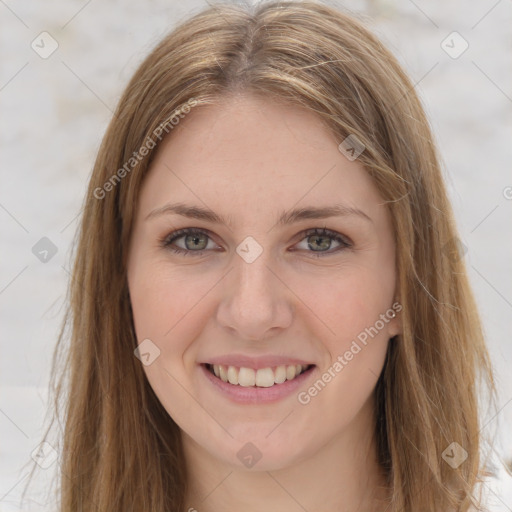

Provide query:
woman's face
left=127, top=93, right=401, bottom=471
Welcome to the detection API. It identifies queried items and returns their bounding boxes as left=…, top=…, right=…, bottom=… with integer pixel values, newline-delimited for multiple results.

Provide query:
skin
left=127, top=93, right=402, bottom=512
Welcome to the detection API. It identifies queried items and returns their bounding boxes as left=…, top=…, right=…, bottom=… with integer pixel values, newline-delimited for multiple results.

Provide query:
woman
left=35, top=1, right=499, bottom=510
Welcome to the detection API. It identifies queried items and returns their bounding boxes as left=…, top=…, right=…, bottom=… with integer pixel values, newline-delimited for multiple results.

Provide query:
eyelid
left=160, top=226, right=352, bottom=257
left=161, top=227, right=219, bottom=245
left=160, top=227, right=220, bottom=252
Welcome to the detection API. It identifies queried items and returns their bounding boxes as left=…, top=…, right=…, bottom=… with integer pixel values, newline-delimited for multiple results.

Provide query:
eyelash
left=160, top=227, right=352, bottom=258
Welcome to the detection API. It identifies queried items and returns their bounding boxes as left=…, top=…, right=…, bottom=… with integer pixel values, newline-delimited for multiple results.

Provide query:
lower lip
left=199, top=363, right=316, bottom=404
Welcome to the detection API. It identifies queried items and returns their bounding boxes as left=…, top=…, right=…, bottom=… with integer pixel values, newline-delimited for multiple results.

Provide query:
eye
left=160, top=227, right=352, bottom=257
left=161, top=228, right=219, bottom=256
left=294, top=227, right=352, bottom=257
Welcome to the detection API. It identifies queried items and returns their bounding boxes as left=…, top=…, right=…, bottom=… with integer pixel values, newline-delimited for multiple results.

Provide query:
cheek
left=128, top=261, right=219, bottom=358
left=297, top=268, right=392, bottom=427
left=298, top=263, right=394, bottom=399
left=304, top=262, right=396, bottom=342
left=128, top=264, right=216, bottom=426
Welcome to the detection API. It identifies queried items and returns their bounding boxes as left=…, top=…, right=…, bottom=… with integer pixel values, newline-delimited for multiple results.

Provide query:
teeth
left=210, top=364, right=309, bottom=387
left=238, top=367, right=255, bottom=387
left=255, top=367, right=274, bottom=387
left=219, top=365, right=229, bottom=383
left=227, top=366, right=238, bottom=385
left=274, top=365, right=287, bottom=384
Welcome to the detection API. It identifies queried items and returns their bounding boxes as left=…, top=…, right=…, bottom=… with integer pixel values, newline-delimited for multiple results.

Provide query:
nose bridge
left=236, top=247, right=275, bottom=304
left=216, top=239, right=293, bottom=339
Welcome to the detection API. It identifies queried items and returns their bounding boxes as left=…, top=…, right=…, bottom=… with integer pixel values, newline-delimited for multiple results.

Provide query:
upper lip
left=201, top=354, right=315, bottom=370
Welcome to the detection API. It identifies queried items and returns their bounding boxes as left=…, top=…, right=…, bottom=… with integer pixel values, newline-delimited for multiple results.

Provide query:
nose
left=215, top=248, right=294, bottom=341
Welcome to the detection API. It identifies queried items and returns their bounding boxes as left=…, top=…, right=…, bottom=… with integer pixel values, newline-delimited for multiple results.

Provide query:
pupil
left=187, top=234, right=206, bottom=250
left=309, top=235, right=329, bottom=251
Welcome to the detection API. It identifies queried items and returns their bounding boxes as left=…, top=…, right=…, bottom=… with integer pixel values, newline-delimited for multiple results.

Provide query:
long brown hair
left=25, top=1, right=499, bottom=510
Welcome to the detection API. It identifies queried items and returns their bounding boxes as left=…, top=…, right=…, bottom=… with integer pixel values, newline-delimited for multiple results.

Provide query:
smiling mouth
left=204, top=363, right=315, bottom=387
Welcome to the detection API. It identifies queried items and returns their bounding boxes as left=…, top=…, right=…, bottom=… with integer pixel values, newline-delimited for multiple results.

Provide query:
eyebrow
left=145, top=202, right=372, bottom=226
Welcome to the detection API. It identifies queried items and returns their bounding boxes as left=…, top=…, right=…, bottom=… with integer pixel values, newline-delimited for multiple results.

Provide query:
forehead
left=137, top=94, right=387, bottom=227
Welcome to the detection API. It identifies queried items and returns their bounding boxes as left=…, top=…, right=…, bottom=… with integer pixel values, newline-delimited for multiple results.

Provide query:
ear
left=387, top=299, right=403, bottom=338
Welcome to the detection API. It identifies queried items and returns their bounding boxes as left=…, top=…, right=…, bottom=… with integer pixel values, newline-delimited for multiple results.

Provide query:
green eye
left=161, top=227, right=352, bottom=258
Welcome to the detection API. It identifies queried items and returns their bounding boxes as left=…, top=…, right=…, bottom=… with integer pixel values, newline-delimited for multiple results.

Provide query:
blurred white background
left=1, top=0, right=511, bottom=510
